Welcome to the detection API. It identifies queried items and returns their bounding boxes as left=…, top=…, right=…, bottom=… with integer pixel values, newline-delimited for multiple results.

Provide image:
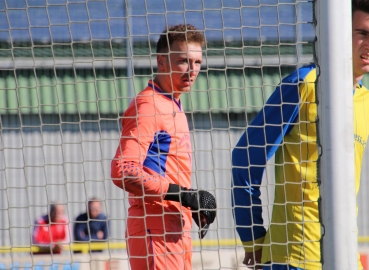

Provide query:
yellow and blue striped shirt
left=232, top=64, right=369, bottom=269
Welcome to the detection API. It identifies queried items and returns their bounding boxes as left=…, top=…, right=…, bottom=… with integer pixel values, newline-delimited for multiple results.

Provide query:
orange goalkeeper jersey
left=111, top=80, right=193, bottom=237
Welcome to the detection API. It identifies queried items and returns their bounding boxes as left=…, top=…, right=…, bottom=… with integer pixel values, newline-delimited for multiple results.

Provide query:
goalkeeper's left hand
left=164, top=184, right=217, bottom=239
left=191, top=190, right=217, bottom=239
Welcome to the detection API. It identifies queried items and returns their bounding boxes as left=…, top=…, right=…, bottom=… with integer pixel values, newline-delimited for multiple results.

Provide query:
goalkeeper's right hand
left=164, top=184, right=217, bottom=239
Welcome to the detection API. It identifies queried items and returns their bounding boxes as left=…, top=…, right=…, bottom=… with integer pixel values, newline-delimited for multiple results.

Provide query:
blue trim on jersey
left=231, top=64, right=316, bottom=243
left=143, top=130, right=171, bottom=175
left=148, top=82, right=182, bottom=111
left=262, top=264, right=304, bottom=270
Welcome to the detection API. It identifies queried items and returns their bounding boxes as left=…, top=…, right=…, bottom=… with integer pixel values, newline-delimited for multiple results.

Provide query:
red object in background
left=105, top=260, right=120, bottom=270
left=361, top=253, right=368, bottom=270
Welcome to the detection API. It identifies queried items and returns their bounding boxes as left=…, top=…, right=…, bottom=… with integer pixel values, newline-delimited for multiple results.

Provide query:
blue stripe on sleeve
left=231, top=64, right=315, bottom=243
left=143, top=130, right=171, bottom=175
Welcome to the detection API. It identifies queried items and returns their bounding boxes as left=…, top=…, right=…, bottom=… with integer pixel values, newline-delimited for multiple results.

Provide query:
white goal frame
left=316, top=0, right=357, bottom=269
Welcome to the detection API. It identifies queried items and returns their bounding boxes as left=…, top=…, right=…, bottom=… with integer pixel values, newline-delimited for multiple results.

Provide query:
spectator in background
left=73, top=198, right=109, bottom=250
left=32, top=203, right=70, bottom=254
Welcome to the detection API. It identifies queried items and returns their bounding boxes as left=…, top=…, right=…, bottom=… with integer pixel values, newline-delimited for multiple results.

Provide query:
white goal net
left=4, top=0, right=362, bottom=269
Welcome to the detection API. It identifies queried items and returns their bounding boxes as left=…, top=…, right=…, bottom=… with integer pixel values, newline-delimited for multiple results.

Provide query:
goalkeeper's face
left=158, top=41, right=203, bottom=98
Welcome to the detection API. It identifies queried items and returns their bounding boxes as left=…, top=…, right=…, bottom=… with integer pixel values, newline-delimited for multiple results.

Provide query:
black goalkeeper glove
left=164, top=183, right=217, bottom=239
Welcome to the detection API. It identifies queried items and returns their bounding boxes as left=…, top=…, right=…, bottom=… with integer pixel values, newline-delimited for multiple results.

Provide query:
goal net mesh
left=0, top=0, right=316, bottom=269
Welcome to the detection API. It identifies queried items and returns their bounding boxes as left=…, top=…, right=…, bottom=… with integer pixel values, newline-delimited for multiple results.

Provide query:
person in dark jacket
left=74, top=198, right=109, bottom=252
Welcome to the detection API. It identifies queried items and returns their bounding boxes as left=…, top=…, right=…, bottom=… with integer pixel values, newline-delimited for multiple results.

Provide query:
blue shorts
left=262, top=264, right=304, bottom=270
left=262, top=262, right=362, bottom=270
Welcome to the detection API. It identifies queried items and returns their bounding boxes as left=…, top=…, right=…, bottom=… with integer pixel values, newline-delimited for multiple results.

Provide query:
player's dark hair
left=50, top=204, right=56, bottom=214
left=49, top=202, right=62, bottom=214
left=352, top=0, right=369, bottom=14
left=156, top=24, right=205, bottom=53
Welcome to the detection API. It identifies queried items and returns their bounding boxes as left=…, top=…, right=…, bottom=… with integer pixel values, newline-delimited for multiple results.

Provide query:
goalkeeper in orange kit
left=111, top=24, right=216, bottom=270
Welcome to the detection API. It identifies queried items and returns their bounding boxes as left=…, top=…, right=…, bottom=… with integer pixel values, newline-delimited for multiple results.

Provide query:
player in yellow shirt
left=231, top=1, right=369, bottom=269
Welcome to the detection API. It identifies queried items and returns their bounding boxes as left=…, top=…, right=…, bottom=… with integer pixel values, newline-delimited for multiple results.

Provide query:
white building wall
left=1, top=121, right=368, bottom=255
